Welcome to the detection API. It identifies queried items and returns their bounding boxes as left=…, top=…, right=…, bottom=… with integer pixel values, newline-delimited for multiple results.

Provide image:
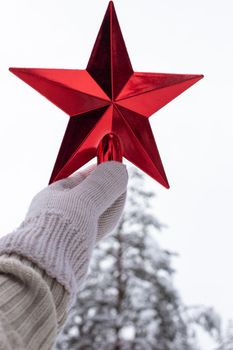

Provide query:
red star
left=9, top=1, right=203, bottom=188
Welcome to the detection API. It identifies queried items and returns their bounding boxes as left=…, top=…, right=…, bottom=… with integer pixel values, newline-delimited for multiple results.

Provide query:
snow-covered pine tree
left=55, top=167, right=220, bottom=350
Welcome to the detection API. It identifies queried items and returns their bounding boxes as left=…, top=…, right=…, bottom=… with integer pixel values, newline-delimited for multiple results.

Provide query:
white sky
left=0, top=0, right=233, bottom=336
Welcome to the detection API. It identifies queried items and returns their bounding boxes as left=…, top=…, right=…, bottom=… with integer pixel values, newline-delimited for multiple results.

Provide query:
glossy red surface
left=9, top=1, right=203, bottom=188
left=97, top=133, right=122, bottom=164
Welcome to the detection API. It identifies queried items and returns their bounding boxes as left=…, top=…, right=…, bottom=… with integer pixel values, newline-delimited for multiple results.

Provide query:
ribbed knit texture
left=0, top=161, right=128, bottom=349
left=0, top=253, right=69, bottom=350
left=0, top=162, right=127, bottom=307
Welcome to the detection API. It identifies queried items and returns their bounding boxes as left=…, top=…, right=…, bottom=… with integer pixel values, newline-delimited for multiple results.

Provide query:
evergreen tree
left=55, top=167, right=221, bottom=350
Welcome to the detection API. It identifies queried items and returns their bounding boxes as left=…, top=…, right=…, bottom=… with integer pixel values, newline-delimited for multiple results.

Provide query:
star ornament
left=9, top=1, right=203, bottom=188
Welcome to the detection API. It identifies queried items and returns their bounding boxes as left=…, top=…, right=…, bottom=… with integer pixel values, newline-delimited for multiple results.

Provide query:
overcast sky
left=0, top=0, right=232, bottom=340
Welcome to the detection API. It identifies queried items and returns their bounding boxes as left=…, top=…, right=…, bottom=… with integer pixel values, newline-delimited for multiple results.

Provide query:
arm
left=0, top=253, right=68, bottom=350
left=0, top=161, right=128, bottom=350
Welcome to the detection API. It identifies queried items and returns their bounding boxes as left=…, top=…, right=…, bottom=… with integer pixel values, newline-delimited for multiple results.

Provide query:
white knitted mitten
left=0, top=161, right=128, bottom=307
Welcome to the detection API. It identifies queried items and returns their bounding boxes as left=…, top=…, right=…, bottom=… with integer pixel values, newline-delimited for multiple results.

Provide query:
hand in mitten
left=0, top=161, right=128, bottom=307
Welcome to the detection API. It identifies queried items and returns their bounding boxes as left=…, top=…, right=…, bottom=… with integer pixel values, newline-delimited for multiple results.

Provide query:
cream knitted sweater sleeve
left=0, top=161, right=128, bottom=350
left=0, top=253, right=69, bottom=350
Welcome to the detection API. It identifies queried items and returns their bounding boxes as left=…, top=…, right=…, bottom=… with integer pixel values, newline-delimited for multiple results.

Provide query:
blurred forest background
left=55, top=168, right=233, bottom=350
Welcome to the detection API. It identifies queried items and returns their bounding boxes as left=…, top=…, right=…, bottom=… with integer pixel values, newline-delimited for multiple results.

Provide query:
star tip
left=9, top=67, right=22, bottom=74
left=187, top=73, right=204, bottom=84
left=108, top=1, right=115, bottom=9
left=48, top=176, right=55, bottom=185
left=195, top=74, right=204, bottom=81
left=160, top=177, right=170, bottom=189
